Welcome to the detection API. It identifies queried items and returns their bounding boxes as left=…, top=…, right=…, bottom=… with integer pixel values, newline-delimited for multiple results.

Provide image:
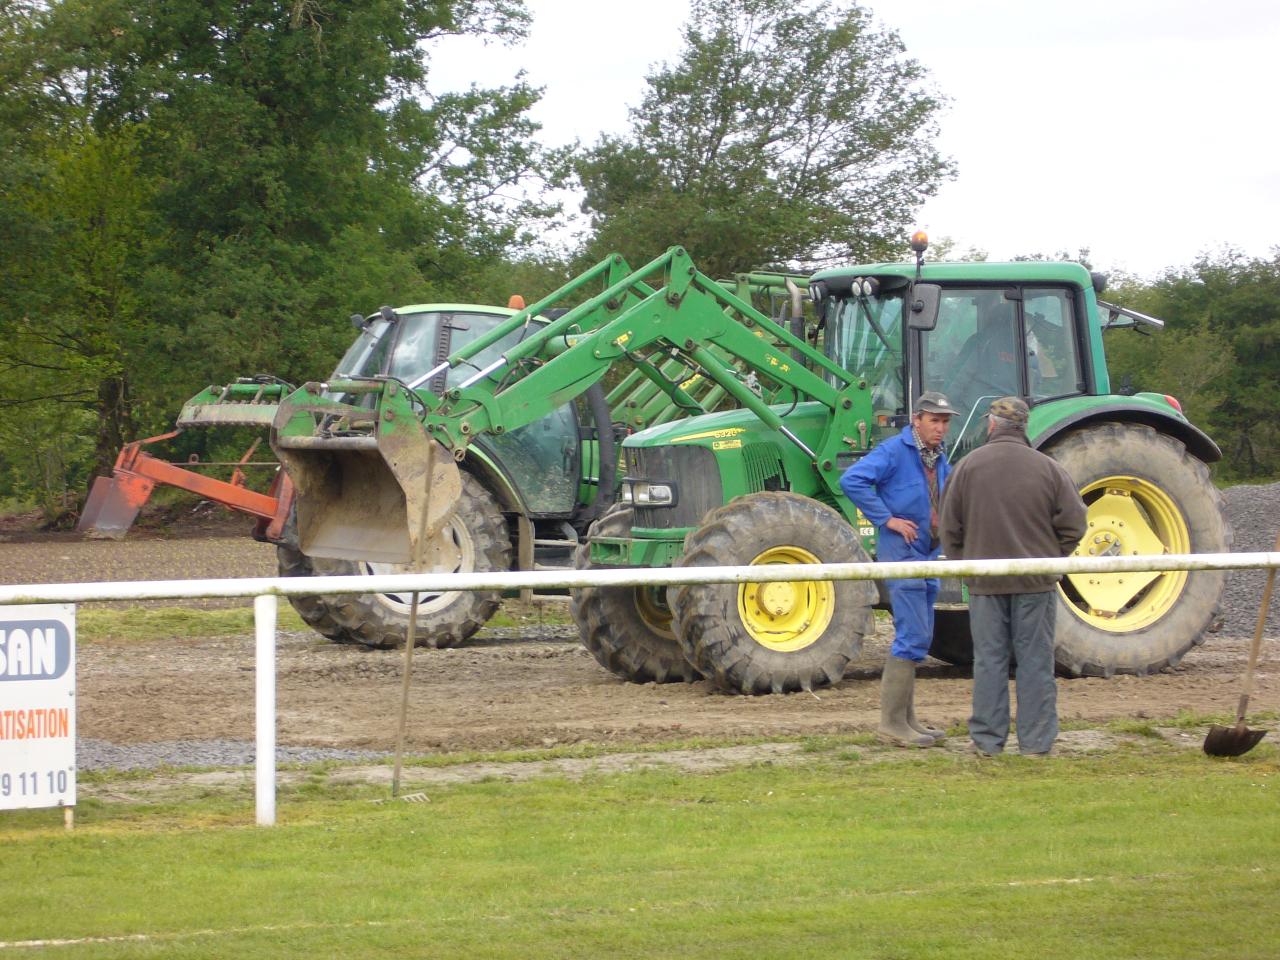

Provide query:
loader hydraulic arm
left=270, top=248, right=876, bottom=563
left=420, top=247, right=871, bottom=494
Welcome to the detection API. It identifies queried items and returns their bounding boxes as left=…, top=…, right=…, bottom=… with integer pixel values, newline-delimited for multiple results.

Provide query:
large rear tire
left=1045, top=423, right=1231, bottom=676
left=672, top=492, right=877, bottom=694
left=570, top=504, right=702, bottom=684
left=277, top=472, right=512, bottom=649
left=928, top=609, right=973, bottom=666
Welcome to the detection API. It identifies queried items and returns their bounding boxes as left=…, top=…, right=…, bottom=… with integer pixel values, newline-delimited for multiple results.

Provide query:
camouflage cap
left=915, top=391, right=956, bottom=416
left=989, top=396, right=1030, bottom=426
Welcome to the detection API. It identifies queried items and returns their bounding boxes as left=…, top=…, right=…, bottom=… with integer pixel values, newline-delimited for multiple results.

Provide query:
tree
left=0, top=127, right=163, bottom=501
left=574, top=0, right=952, bottom=277
left=1101, top=250, right=1280, bottom=481
left=1151, top=253, right=1280, bottom=479
left=0, top=0, right=566, bottom=518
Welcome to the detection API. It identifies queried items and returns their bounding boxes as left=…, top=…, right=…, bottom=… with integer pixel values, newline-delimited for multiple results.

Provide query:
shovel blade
left=76, top=474, right=155, bottom=539
left=275, top=435, right=461, bottom=565
left=1203, top=724, right=1268, bottom=757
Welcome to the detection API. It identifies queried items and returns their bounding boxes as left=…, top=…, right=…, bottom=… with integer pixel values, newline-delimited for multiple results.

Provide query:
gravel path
left=77, top=738, right=391, bottom=772
left=1219, top=480, right=1280, bottom=636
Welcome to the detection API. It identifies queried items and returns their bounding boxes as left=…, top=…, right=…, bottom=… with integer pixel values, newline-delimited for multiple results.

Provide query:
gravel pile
left=1219, top=480, right=1280, bottom=637
left=78, top=738, right=391, bottom=772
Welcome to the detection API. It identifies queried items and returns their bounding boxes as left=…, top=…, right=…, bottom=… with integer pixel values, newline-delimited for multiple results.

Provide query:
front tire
left=1045, top=423, right=1231, bottom=676
left=672, top=492, right=877, bottom=694
left=277, top=544, right=356, bottom=643
left=277, top=471, right=512, bottom=649
left=570, top=504, right=702, bottom=684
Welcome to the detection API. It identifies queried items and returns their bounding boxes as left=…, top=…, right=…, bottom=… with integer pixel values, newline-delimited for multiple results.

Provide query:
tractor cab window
left=822, top=289, right=906, bottom=418
left=387, top=310, right=517, bottom=390
left=409, top=311, right=580, bottom=513
left=922, top=285, right=1084, bottom=457
left=1024, top=288, right=1082, bottom=401
left=334, top=310, right=519, bottom=389
left=335, top=318, right=394, bottom=378
left=485, top=405, right=581, bottom=514
left=922, top=288, right=1022, bottom=456
left=336, top=310, right=581, bottom=516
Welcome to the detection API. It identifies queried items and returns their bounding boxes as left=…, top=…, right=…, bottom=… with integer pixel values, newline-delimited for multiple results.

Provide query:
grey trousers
left=968, top=591, right=1059, bottom=755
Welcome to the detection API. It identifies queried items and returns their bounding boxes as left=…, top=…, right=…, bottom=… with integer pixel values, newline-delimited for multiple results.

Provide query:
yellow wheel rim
left=737, top=545, right=834, bottom=652
left=1061, top=475, right=1189, bottom=632
left=633, top=586, right=675, bottom=640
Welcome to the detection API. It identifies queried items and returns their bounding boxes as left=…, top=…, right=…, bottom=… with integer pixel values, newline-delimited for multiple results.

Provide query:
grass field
left=76, top=606, right=308, bottom=642
left=3, top=743, right=1277, bottom=958
left=72, top=597, right=569, bottom=643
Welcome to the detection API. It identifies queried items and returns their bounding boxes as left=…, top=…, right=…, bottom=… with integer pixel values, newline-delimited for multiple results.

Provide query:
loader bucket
left=77, top=472, right=155, bottom=539
left=273, top=429, right=461, bottom=566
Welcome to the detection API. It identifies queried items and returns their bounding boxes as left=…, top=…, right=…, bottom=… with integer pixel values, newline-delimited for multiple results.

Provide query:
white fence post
left=254, top=593, right=278, bottom=827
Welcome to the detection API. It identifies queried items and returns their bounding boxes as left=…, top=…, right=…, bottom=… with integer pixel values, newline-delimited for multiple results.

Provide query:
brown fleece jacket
left=939, top=425, right=1088, bottom=595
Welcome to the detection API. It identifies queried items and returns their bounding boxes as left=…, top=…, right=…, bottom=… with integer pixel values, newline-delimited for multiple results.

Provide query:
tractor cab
left=811, top=261, right=1095, bottom=461
left=279, top=304, right=589, bottom=563
left=333, top=305, right=583, bottom=516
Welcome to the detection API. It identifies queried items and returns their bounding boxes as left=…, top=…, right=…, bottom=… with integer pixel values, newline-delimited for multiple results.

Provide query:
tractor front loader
left=79, top=278, right=810, bottom=651
left=269, top=239, right=1230, bottom=695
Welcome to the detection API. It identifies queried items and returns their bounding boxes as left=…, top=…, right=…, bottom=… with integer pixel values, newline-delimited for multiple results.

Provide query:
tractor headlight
left=637, top=483, right=674, bottom=505
left=620, top=477, right=677, bottom=507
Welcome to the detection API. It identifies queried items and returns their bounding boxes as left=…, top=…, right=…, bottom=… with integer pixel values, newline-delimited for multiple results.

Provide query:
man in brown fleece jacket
left=939, top=397, right=1087, bottom=757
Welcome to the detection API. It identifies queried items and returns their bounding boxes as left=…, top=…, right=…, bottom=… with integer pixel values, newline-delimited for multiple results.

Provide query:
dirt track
left=2, top=531, right=1274, bottom=754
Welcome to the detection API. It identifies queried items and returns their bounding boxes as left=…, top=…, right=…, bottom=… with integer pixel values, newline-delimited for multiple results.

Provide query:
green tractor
left=268, top=242, right=1230, bottom=693
left=272, top=299, right=601, bottom=649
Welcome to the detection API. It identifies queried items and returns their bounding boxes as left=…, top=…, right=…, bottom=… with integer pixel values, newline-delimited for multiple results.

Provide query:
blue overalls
left=839, top=426, right=951, bottom=662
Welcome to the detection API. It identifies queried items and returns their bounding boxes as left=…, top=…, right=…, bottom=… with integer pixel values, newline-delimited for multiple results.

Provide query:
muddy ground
left=2, top=525, right=1275, bottom=756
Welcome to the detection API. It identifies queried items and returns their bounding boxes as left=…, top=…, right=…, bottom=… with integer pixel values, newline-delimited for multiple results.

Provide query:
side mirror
left=907, top=283, right=941, bottom=330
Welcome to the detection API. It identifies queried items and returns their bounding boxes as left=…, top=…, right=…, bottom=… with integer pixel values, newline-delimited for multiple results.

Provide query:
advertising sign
left=0, top=604, right=76, bottom=810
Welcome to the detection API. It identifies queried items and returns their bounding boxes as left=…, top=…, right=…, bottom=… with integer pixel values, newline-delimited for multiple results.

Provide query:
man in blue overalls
left=841, top=391, right=955, bottom=747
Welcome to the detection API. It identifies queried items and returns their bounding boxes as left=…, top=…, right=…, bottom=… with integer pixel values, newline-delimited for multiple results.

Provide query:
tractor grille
left=741, top=442, right=785, bottom=493
left=627, top=445, right=722, bottom=529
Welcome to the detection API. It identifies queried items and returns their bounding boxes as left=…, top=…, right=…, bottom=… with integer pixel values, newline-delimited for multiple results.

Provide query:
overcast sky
left=430, top=0, right=1280, bottom=279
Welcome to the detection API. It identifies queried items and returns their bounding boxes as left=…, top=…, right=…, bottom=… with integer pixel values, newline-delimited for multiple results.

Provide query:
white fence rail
left=5, top=550, right=1278, bottom=826
left=3, top=551, right=1279, bottom=605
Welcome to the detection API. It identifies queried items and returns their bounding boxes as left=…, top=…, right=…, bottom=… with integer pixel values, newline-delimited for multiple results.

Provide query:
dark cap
left=914, top=391, right=956, bottom=416
left=989, top=396, right=1029, bottom=426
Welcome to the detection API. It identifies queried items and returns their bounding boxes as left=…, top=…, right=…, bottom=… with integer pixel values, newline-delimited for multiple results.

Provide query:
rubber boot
left=877, top=656, right=936, bottom=748
left=907, top=697, right=945, bottom=741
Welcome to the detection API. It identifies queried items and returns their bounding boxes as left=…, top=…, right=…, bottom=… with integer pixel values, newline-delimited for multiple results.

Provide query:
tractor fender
left=1030, top=402, right=1221, bottom=465
left=460, top=444, right=527, bottom=514
left=460, top=445, right=533, bottom=579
